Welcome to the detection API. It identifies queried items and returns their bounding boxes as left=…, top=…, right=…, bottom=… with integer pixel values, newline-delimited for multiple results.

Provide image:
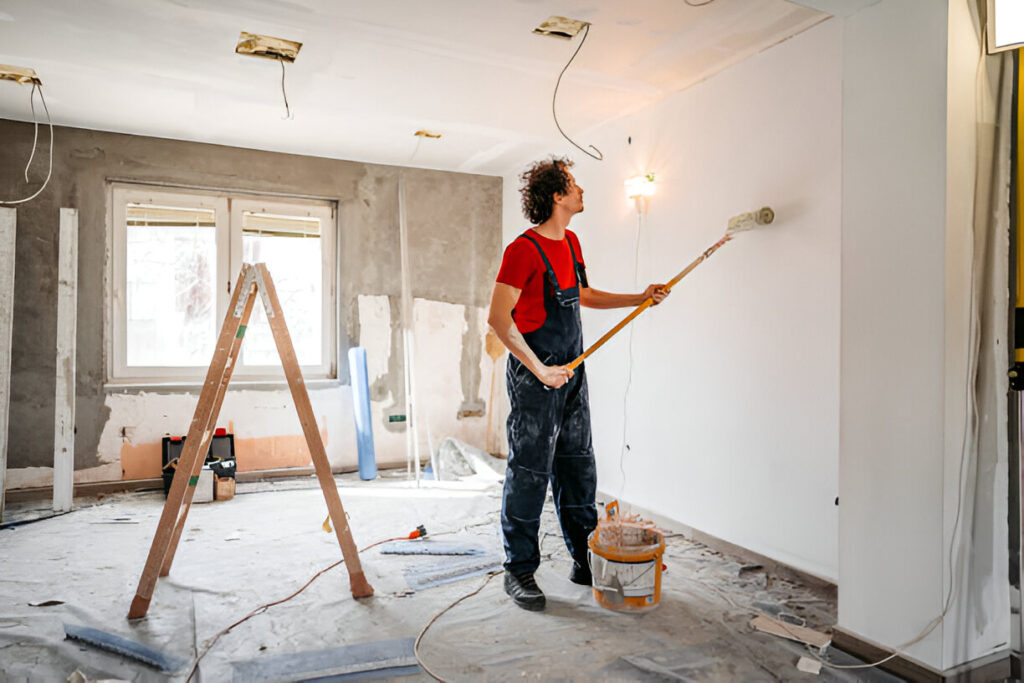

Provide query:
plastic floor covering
left=0, top=470, right=901, bottom=682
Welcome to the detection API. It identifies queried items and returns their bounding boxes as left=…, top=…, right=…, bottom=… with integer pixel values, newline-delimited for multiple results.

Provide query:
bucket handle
left=605, top=500, right=619, bottom=519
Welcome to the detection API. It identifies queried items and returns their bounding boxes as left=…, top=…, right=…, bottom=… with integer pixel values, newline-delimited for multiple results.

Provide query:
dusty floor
left=0, top=468, right=900, bottom=682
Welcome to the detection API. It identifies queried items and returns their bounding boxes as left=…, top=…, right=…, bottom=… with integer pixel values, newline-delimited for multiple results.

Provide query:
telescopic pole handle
left=565, top=235, right=731, bottom=371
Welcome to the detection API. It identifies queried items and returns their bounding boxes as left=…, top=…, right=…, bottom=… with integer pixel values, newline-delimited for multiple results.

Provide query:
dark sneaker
left=569, top=563, right=592, bottom=586
left=504, top=571, right=546, bottom=611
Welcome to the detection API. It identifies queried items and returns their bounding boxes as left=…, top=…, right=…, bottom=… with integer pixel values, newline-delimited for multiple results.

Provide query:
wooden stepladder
left=128, top=263, right=374, bottom=619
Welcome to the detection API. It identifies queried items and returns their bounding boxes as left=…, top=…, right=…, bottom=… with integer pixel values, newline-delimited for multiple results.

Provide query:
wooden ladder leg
left=159, top=281, right=259, bottom=577
left=128, top=266, right=254, bottom=619
left=256, top=264, right=374, bottom=598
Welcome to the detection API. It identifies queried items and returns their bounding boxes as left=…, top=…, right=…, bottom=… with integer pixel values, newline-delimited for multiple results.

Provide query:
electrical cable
left=414, top=570, right=502, bottom=682
left=280, top=58, right=291, bottom=120
left=184, top=534, right=404, bottom=682
left=25, top=83, right=38, bottom=182
left=1, top=83, right=54, bottom=205
left=684, top=0, right=716, bottom=6
left=409, top=135, right=423, bottom=164
left=551, top=24, right=602, bottom=161
left=618, top=208, right=643, bottom=497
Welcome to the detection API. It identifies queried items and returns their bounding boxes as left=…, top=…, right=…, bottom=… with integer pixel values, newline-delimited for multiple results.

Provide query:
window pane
left=241, top=212, right=322, bottom=366
left=125, top=205, right=218, bottom=367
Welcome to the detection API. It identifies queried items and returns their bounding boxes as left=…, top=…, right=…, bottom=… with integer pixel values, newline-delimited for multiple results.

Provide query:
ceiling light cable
left=25, top=83, right=38, bottom=182
left=280, top=58, right=292, bottom=120
left=1, top=83, right=54, bottom=205
left=409, top=135, right=423, bottom=164
left=552, top=23, right=603, bottom=161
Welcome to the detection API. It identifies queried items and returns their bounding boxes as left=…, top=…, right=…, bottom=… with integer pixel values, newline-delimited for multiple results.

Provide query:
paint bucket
left=587, top=501, right=665, bottom=612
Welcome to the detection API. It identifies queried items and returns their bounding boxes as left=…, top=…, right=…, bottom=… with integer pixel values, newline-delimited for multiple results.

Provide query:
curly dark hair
left=519, top=157, right=574, bottom=225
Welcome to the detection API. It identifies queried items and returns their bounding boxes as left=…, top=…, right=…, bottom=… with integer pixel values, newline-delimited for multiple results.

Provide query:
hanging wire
left=24, top=83, right=38, bottom=182
left=1, top=83, right=54, bottom=205
left=552, top=23, right=603, bottom=161
left=618, top=208, right=644, bottom=496
left=280, top=58, right=292, bottom=120
left=408, top=134, right=423, bottom=164
left=684, top=0, right=716, bottom=6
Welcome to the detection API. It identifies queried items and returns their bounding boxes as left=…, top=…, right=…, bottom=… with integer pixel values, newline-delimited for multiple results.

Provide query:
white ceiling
left=0, top=0, right=854, bottom=176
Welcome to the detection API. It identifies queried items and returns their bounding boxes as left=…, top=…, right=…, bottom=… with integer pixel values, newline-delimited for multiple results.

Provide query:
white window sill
left=104, top=378, right=343, bottom=394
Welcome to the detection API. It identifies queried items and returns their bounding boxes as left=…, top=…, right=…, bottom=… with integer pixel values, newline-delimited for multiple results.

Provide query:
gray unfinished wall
left=0, top=118, right=501, bottom=479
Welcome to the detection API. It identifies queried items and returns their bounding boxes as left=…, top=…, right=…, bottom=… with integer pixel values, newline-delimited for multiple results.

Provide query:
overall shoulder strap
left=565, top=234, right=588, bottom=289
left=519, top=232, right=560, bottom=290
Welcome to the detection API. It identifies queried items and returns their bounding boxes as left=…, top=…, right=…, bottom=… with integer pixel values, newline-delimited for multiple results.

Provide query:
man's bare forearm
left=487, top=282, right=572, bottom=388
left=493, top=320, right=545, bottom=377
left=580, top=287, right=644, bottom=309
left=488, top=318, right=571, bottom=389
left=581, top=284, right=668, bottom=309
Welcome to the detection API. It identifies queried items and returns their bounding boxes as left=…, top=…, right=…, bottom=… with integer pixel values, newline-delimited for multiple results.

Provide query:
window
left=110, top=185, right=336, bottom=383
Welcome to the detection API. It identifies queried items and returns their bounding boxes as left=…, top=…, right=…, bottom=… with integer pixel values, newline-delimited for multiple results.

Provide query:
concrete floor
left=0, top=467, right=900, bottom=682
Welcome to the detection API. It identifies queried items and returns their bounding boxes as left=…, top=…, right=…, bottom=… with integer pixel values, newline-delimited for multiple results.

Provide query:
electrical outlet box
left=0, top=64, right=40, bottom=85
left=236, top=32, right=302, bottom=62
left=532, top=16, right=589, bottom=39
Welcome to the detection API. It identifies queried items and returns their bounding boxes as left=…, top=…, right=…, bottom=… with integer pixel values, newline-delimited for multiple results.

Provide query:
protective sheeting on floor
left=0, top=469, right=899, bottom=682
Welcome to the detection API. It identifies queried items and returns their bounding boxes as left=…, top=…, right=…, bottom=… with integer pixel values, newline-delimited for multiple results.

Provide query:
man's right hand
left=537, top=364, right=574, bottom=389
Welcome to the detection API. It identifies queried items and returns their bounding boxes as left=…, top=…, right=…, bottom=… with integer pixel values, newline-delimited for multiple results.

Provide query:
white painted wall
left=839, top=0, right=1009, bottom=671
left=503, top=19, right=843, bottom=581
left=839, top=0, right=948, bottom=665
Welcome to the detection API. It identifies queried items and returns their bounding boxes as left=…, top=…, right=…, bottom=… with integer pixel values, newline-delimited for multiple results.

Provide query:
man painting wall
left=488, top=157, right=668, bottom=611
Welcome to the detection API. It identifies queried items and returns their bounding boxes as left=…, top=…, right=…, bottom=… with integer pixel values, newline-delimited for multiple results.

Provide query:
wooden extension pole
left=567, top=235, right=731, bottom=371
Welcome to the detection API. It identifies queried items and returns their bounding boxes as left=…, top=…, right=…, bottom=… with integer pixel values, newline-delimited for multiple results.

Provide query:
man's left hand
left=645, top=284, right=669, bottom=305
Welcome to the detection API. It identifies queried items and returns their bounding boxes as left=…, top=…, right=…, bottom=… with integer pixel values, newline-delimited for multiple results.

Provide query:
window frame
left=229, top=196, right=336, bottom=380
left=108, top=183, right=337, bottom=385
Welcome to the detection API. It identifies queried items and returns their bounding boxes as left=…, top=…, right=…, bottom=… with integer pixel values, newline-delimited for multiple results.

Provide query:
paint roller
left=566, top=207, right=774, bottom=371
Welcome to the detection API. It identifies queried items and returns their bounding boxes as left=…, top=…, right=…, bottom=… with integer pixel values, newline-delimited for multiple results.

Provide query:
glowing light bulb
left=624, top=173, right=656, bottom=200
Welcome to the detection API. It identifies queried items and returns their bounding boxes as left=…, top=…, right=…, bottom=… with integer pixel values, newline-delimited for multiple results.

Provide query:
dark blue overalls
left=501, top=232, right=598, bottom=578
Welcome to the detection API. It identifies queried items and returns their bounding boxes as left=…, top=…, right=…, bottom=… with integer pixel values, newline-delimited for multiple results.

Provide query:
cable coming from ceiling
left=1, top=82, right=54, bottom=205
left=279, top=58, right=292, bottom=120
left=551, top=23, right=603, bottom=161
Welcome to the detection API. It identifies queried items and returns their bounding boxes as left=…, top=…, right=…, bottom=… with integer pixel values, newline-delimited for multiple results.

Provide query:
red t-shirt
left=496, top=229, right=586, bottom=333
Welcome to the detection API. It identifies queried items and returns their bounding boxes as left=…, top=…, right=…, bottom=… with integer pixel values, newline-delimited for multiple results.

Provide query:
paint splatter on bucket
left=587, top=501, right=665, bottom=612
